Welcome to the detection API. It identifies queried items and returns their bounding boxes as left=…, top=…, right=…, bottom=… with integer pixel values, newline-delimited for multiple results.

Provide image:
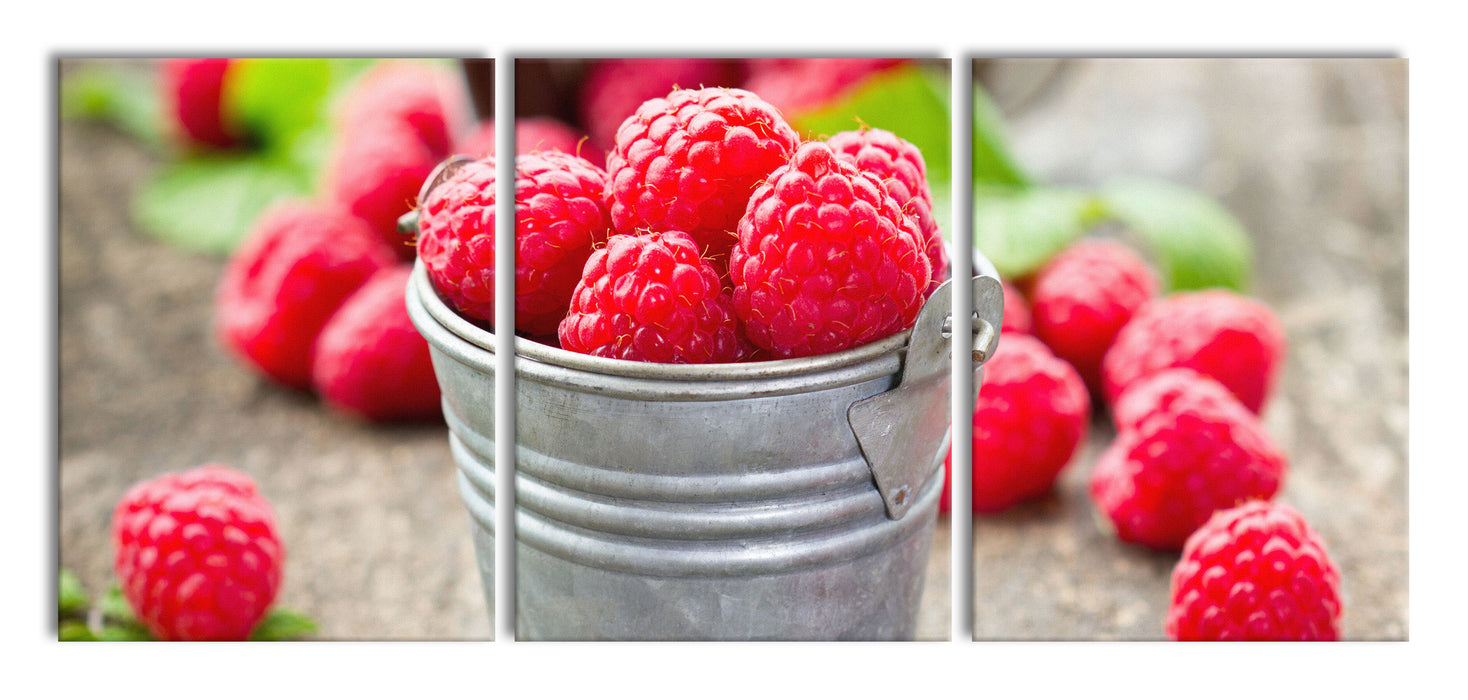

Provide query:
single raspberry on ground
left=337, top=60, right=470, bottom=158
left=559, top=231, right=746, bottom=363
left=312, top=265, right=442, bottom=422
left=730, top=141, right=931, bottom=359
left=415, top=152, right=613, bottom=337
left=1102, top=289, right=1286, bottom=414
left=1111, top=367, right=1244, bottom=433
left=454, top=117, right=586, bottom=158
left=112, top=464, right=284, bottom=641
left=1089, top=370, right=1288, bottom=550
left=216, top=201, right=396, bottom=390
left=1166, top=500, right=1342, bottom=641
left=604, top=86, right=800, bottom=267
left=1030, top=239, right=1158, bottom=393
left=741, top=58, right=909, bottom=119
left=828, top=127, right=948, bottom=296
left=324, top=121, right=440, bottom=260
left=1001, top=281, right=1033, bottom=336
left=967, top=335, right=1090, bottom=512
left=579, top=58, right=745, bottom=154
left=161, top=58, right=243, bottom=149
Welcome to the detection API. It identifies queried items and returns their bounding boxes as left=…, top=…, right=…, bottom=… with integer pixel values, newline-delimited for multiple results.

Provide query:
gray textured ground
left=972, top=58, right=1408, bottom=640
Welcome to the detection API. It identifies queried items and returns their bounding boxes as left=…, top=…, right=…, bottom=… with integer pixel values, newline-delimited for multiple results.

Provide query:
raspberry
left=454, top=117, right=586, bottom=158
left=604, top=86, right=800, bottom=266
left=579, top=58, right=745, bottom=154
left=337, top=60, right=469, bottom=159
left=415, top=152, right=612, bottom=337
left=1102, top=290, right=1286, bottom=413
left=161, top=58, right=243, bottom=149
left=1030, top=239, right=1158, bottom=392
left=1089, top=370, right=1288, bottom=550
left=968, top=335, right=1090, bottom=512
left=324, top=121, right=439, bottom=260
left=311, top=265, right=442, bottom=422
left=1001, top=281, right=1033, bottom=336
left=111, top=464, right=284, bottom=641
left=828, top=127, right=948, bottom=296
left=741, top=58, right=908, bottom=118
left=558, top=231, right=745, bottom=363
left=215, top=202, right=396, bottom=390
left=1166, top=500, right=1342, bottom=641
left=1110, top=367, right=1243, bottom=433
left=730, top=141, right=930, bottom=359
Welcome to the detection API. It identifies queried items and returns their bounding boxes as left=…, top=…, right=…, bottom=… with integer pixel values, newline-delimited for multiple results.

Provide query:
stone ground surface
left=56, top=57, right=1406, bottom=642
left=973, top=58, right=1408, bottom=640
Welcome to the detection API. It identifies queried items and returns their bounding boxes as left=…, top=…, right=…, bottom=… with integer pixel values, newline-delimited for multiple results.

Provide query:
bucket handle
left=847, top=274, right=1005, bottom=520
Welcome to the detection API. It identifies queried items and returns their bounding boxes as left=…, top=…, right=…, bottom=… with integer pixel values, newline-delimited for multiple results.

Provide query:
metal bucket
left=407, top=237, right=1004, bottom=640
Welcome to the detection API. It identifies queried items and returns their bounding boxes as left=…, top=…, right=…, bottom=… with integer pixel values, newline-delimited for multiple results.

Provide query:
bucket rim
left=411, top=260, right=912, bottom=381
left=410, top=246, right=1000, bottom=382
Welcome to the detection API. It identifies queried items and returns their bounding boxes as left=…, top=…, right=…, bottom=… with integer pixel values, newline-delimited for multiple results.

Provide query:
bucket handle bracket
left=847, top=274, right=1005, bottom=520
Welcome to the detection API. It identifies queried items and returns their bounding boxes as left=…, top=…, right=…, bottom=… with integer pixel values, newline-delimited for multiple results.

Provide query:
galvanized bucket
left=407, top=225, right=1004, bottom=640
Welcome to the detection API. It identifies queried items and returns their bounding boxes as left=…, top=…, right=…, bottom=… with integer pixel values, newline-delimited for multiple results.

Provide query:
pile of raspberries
left=414, top=86, right=947, bottom=362
left=946, top=238, right=1342, bottom=641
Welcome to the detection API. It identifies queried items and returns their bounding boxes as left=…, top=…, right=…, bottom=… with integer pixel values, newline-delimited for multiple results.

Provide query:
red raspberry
left=324, top=121, right=439, bottom=260
left=1102, top=290, right=1285, bottom=414
left=112, top=464, right=284, bottom=641
left=1089, top=370, right=1288, bottom=550
left=415, top=152, right=612, bottom=337
left=337, top=60, right=469, bottom=159
left=1030, top=239, right=1158, bottom=392
left=311, top=265, right=442, bottom=422
left=454, top=117, right=586, bottom=158
left=1110, top=367, right=1243, bottom=433
left=1001, top=281, right=1033, bottom=336
left=741, top=58, right=908, bottom=118
left=1166, top=500, right=1342, bottom=641
left=604, top=86, right=800, bottom=266
left=730, top=141, right=930, bottom=359
left=579, top=58, right=745, bottom=154
left=559, top=231, right=745, bottom=363
left=968, top=335, right=1090, bottom=512
left=161, top=58, right=242, bottom=150
left=215, top=202, right=396, bottom=390
left=828, top=127, right=948, bottom=296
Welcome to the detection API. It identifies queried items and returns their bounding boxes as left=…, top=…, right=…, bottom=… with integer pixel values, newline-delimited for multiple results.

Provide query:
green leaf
left=100, top=584, right=137, bottom=626
left=972, top=186, right=1104, bottom=281
left=931, top=186, right=953, bottom=244
left=132, top=154, right=312, bottom=255
left=248, top=608, right=319, bottom=641
left=972, top=84, right=1033, bottom=189
left=222, top=58, right=334, bottom=155
left=95, top=624, right=155, bottom=642
left=791, top=63, right=952, bottom=185
left=1098, top=178, right=1254, bottom=292
left=59, top=64, right=165, bottom=149
left=59, top=621, right=98, bottom=641
left=59, top=569, right=89, bottom=619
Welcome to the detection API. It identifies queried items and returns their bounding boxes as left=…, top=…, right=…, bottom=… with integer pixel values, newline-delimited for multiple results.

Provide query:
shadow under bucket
left=406, top=252, right=1003, bottom=640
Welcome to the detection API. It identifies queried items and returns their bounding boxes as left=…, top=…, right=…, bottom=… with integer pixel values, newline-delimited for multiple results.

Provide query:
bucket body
left=408, top=253, right=1001, bottom=640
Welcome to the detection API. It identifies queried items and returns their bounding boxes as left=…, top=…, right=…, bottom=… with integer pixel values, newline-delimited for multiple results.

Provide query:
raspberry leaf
left=59, top=63, right=165, bottom=150
left=972, top=83, right=1033, bottom=189
left=59, top=621, right=99, bottom=642
left=248, top=608, right=319, bottom=641
left=972, top=186, right=1105, bottom=280
left=100, top=583, right=139, bottom=626
left=95, top=624, right=155, bottom=642
left=133, top=155, right=312, bottom=255
left=1098, top=178, right=1254, bottom=292
left=59, top=569, right=88, bottom=619
left=222, top=58, right=334, bottom=157
left=792, top=63, right=952, bottom=185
